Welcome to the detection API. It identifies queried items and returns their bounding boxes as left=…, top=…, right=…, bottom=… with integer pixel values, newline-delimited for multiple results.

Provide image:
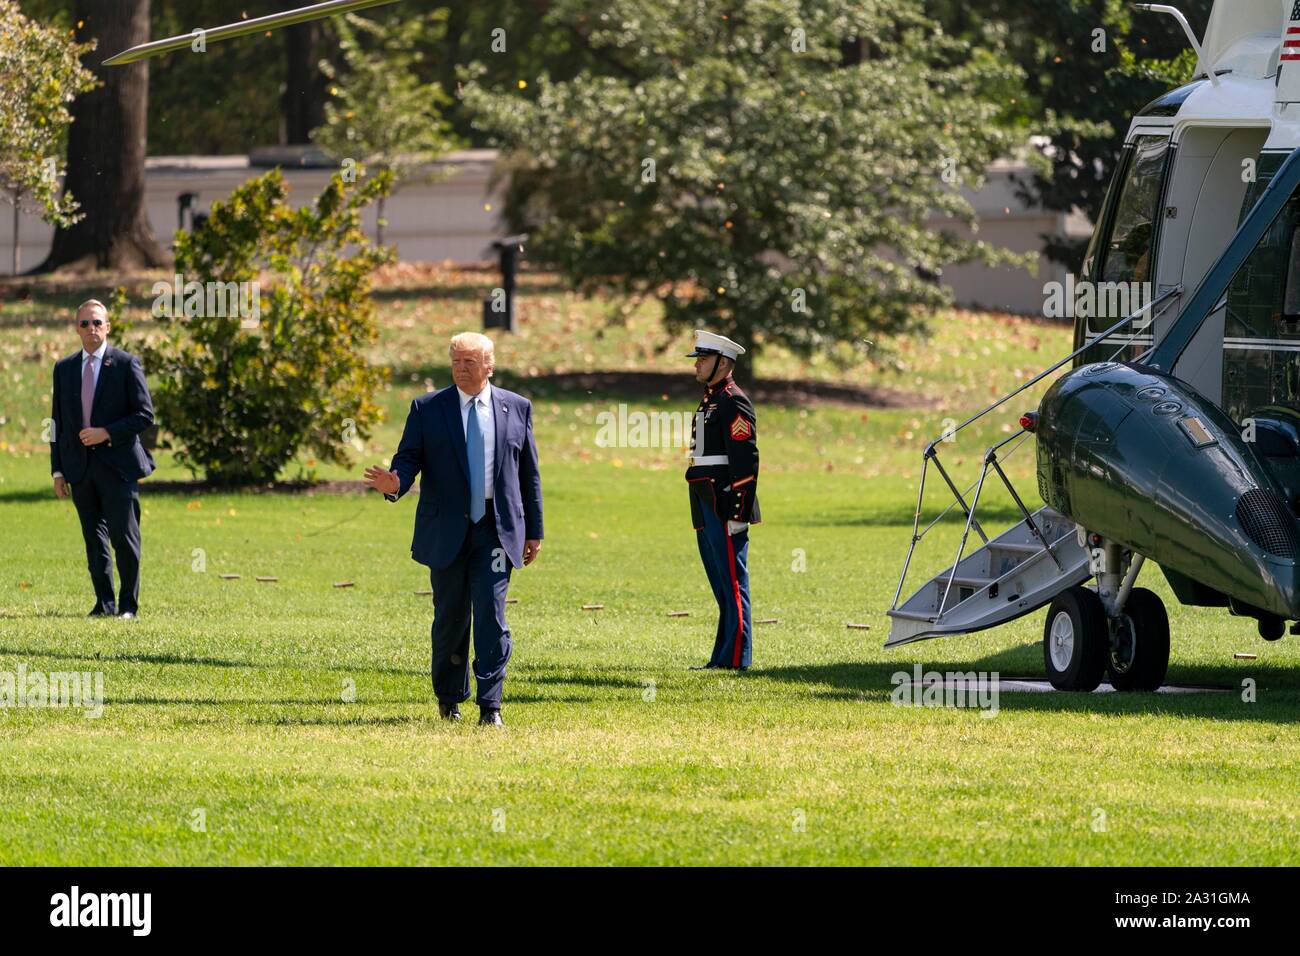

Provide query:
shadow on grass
left=0, top=482, right=377, bottom=500
left=787, top=503, right=1036, bottom=528
left=389, top=364, right=920, bottom=409
left=751, top=648, right=1300, bottom=722
left=369, top=276, right=573, bottom=304
left=522, top=671, right=644, bottom=690
left=0, top=643, right=432, bottom=678
left=0, top=489, right=55, bottom=504
left=114, top=696, right=431, bottom=706
left=245, top=714, right=429, bottom=727
left=0, top=644, right=256, bottom=669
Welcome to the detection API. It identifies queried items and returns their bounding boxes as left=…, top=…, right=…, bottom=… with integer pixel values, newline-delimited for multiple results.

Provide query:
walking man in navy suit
left=365, top=332, right=543, bottom=727
left=50, top=299, right=156, bottom=619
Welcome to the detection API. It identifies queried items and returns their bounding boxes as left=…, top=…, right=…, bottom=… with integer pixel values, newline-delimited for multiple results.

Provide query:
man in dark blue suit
left=365, top=332, right=543, bottom=727
left=50, top=300, right=156, bottom=619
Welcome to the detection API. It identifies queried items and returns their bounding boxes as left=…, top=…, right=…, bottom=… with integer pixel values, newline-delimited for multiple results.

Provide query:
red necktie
left=81, top=355, right=95, bottom=428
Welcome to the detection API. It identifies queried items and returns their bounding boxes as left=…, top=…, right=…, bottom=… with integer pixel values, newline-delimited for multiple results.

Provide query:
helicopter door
left=1077, top=133, right=1170, bottom=364
left=1161, top=126, right=1270, bottom=402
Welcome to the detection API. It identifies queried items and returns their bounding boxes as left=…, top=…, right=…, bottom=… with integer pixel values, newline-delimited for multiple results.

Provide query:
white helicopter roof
left=1127, top=0, right=1300, bottom=147
left=1198, top=0, right=1281, bottom=79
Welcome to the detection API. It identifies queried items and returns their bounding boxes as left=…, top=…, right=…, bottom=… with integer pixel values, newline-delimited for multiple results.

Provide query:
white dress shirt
left=53, top=341, right=109, bottom=481
left=458, top=382, right=495, bottom=499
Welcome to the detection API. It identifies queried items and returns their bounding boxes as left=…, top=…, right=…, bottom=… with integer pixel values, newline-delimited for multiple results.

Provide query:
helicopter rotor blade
left=102, top=0, right=401, bottom=66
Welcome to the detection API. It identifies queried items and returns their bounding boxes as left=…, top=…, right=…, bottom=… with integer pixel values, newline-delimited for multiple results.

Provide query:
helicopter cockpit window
left=1099, top=135, right=1169, bottom=287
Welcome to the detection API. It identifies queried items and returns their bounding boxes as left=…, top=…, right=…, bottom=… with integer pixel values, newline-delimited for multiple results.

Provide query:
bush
left=140, top=167, right=393, bottom=485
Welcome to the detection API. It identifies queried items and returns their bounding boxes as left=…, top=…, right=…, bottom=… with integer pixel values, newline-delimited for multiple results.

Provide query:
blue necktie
left=466, top=397, right=486, bottom=522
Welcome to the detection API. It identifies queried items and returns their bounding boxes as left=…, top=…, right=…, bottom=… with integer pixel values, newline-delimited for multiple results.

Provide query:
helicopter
left=889, top=0, right=1300, bottom=692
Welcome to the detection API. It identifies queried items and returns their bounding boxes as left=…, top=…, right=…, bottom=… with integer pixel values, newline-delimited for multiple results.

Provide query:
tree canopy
left=464, top=0, right=1028, bottom=369
left=0, top=0, right=96, bottom=230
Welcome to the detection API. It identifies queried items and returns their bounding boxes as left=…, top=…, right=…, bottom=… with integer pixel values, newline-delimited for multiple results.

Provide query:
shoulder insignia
left=730, top=414, right=753, bottom=440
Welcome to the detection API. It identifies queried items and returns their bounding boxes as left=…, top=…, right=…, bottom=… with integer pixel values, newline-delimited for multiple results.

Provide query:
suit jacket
left=50, top=346, right=156, bottom=484
left=387, top=384, right=543, bottom=570
left=685, top=374, right=759, bottom=528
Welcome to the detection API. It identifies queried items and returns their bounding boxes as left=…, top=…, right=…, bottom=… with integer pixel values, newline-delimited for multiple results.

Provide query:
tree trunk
left=440, top=2, right=469, bottom=106
left=11, top=193, right=19, bottom=276
left=730, top=330, right=756, bottom=389
left=35, top=0, right=168, bottom=273
left=282, top=22, right=325, bottom=145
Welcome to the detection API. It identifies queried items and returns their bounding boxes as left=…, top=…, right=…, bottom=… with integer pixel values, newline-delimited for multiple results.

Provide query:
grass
left=2, top=268, right=1299, bottom=865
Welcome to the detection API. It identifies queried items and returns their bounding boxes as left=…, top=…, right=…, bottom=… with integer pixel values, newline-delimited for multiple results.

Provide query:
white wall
left=2, top=148, right=510, bottom=273
left=2, top=149, right=1087, bottom=315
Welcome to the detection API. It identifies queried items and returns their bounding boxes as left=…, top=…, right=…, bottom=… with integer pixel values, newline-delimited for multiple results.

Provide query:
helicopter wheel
left=1043, top=586, right=1108, bottom=691
left=1106, top=587, right=1170, bottom=692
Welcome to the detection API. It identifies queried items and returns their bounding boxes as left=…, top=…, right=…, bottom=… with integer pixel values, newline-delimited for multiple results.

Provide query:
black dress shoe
left=689, top=663, right=722, bottom=670
left=478, top=708, right=504, bottom=727
left=88, top=606, right=115, bottom=618
left=438, top=703, right=462, bottom=721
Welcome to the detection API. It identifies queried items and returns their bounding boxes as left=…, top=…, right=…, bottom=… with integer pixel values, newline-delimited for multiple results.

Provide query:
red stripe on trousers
left=725, top=531, right=744, bottom=667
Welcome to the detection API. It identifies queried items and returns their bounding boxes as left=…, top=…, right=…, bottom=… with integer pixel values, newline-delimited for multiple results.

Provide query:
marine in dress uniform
left=684, top=330, right=759, bottom=670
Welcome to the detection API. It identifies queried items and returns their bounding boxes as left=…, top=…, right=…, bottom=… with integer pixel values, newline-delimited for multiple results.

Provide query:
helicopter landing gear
left=1043, top=586, right=1108, bottom=691
left=1105, top=587, right=1170, bottom=691
left=1044, top=538, right=1169, bottom=691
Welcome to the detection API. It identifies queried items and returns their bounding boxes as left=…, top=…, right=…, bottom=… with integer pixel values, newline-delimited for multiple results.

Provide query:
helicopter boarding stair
left=885, top=287, right=1183, bottom=648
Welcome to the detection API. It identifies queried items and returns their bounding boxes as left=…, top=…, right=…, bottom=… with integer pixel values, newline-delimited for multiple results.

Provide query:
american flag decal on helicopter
left=1284, top=24, right=1300, bottom=62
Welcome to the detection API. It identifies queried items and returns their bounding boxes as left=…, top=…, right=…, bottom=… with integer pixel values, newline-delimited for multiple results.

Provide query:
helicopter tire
left=1106, top=587, right=1170, bottom=692
left=1043, top=586, right=1108, bottom=691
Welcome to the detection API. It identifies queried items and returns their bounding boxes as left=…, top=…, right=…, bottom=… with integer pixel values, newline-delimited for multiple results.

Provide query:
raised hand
left=363, top=465, right=400, bottom=496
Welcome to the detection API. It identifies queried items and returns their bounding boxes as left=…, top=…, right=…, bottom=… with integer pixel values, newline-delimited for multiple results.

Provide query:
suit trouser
left=70, top=453, right=142, bottom=615
left=696, top=504, right=752, bottom=668
left=429, top=505, right=513, bottom=708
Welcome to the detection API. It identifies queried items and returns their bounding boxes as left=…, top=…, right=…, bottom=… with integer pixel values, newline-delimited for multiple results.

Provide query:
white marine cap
left=686, top=329, right=745, bottom=360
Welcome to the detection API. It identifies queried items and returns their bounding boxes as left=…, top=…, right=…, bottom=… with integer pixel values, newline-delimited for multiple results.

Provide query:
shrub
left=140, top=167, right=393, bottom=485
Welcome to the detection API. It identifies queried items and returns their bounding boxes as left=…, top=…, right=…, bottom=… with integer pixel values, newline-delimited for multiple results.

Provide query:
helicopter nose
left=1035, top=361, right=1300, bottom=620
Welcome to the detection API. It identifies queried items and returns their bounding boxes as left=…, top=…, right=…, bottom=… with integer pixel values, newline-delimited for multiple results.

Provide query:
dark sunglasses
left=78, top=319, right=106, bottom=328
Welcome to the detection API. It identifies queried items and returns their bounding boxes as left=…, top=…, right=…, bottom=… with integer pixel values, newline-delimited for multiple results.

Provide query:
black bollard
left=482, top=233, right=528, bottom=332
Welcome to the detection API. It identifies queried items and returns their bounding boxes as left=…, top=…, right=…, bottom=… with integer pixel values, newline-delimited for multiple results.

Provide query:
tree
left=146, top=0, right=286, bottom=155
left=0, top=0, right=96, bottom=274
left=282, top=20, right=328, bottom=144
left=311, top=9, right=459, bottom=245
left=463, top=0, right=1026, bottom=376
left=35, top=0, right=169, bottom=272
left=137, top=168, right=394, bottom=485
left=924, top=0, right=1213, bottom=268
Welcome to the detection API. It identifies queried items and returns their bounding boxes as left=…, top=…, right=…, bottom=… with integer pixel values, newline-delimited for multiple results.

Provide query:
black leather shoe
left=438, top=703, right=462, bottom=721
left=88, top=606, right=115, bottom=617
left=478, top=708, right=504, bottom=727
left=689, top=663, right=722, bottom=670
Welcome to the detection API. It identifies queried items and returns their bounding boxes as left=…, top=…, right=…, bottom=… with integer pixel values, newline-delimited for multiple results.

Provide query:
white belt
left=690, top=455, right=729, bottom=465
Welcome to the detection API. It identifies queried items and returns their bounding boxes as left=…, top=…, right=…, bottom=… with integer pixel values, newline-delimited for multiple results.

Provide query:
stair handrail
left=928, top=284, right=1183, bottom=448
left=890, top=284, right=1183, bottom=613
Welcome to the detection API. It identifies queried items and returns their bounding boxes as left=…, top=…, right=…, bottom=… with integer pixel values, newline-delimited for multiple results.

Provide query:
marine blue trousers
left=695, top=505, right=752, bottom=668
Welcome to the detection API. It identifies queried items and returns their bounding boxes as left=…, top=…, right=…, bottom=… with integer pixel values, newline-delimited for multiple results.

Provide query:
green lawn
left=2, top=270, right=1299, bottom=865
